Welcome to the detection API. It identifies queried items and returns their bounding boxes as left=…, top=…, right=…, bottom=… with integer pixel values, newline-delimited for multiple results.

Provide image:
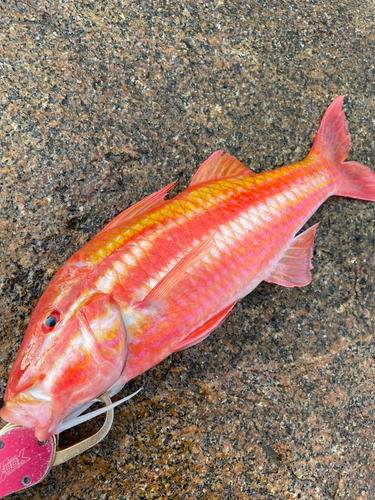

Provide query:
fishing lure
left=1, top=96, right=374, bottom=496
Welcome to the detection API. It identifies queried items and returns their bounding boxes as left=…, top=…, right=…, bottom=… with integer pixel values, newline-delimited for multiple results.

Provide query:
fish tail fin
left=335, top=161, right=375, bottom=201
left=309, top=95, right=351, bottom=165
left=309, top=95, right=375, bottom=201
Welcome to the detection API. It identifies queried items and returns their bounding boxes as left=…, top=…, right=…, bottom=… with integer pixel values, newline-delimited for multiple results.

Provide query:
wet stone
left=0, top=0, right=375, bottom=499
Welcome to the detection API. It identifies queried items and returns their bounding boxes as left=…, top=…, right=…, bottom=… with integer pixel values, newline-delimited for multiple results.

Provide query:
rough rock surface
left=1, top=0, right=375, bottom=498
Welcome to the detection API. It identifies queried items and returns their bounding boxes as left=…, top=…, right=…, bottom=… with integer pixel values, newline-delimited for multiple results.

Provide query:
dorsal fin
left=189, top=150, right=253, bottom=187
left=99, top=181, right=176, bottom=234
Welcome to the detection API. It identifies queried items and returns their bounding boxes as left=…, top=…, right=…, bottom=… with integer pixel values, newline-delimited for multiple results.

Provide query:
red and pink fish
left=2, top=96, right=375, bottom=441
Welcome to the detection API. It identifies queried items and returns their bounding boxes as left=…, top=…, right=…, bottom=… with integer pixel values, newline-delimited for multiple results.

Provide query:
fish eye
left=42, top=311, right=60, bottom=332
left=45, top=316, right=57, bottom=328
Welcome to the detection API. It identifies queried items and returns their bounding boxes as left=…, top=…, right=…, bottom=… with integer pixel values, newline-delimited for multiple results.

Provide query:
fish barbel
left=2, top=96, right=375, bottom=441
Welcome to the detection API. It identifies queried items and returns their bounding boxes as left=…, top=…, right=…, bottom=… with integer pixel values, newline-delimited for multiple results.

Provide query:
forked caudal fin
left=335, top=161, right=375, bottom=201
left=309, top=95, right=375, bottom=201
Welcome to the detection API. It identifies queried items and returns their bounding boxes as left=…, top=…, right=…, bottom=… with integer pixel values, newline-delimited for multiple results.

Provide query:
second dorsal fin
left=189, top=150, right=253, bottom=187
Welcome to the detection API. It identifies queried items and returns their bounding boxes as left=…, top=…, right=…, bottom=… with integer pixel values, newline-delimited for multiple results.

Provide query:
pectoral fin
left=265, top=223, right=319, bottom=288
left=171, top=301, right=236, bottom=353
left=137, top=235, right=215, bottom=311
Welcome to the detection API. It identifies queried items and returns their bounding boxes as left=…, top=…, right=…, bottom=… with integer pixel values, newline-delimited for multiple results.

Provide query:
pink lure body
left=2, top=96, right=375, bottom=441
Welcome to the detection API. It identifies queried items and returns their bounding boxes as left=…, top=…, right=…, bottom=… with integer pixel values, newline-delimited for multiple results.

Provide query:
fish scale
left=2, top=96, right=375, bottom=442
left=107, top=164, right=313, bottom=316
left=114, top=166, right=336, bottom=384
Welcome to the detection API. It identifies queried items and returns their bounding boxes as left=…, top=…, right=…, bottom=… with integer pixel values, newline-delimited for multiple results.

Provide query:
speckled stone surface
left=1, top=0, right=375, bottom=498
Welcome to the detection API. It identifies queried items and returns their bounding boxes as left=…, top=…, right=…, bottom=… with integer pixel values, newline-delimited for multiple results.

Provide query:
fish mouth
left=1, top=391, right=54, bottom=440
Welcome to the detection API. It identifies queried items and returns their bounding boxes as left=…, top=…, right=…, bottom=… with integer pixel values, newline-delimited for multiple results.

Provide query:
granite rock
left=0, top=0, right=375, bottom=498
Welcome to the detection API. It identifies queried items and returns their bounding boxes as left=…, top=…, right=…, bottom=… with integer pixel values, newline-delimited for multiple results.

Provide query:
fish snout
left=0, top=391, right=54, bottom=440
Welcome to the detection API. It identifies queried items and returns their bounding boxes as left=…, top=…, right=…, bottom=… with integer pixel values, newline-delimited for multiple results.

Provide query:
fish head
left=1, top=264, right=127, bottom=440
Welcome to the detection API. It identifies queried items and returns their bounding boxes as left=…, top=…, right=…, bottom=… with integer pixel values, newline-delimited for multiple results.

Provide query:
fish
left=1, top=96, right=375, bottom=442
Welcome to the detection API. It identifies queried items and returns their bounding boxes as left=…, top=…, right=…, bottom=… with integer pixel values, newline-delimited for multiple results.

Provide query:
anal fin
left=265, top=223, right=319, bottom=288
left=171, top=301, right=236, bottom=353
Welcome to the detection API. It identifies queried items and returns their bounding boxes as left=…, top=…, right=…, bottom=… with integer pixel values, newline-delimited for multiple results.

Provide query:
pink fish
left=1, top=96, right=375, bottom=441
